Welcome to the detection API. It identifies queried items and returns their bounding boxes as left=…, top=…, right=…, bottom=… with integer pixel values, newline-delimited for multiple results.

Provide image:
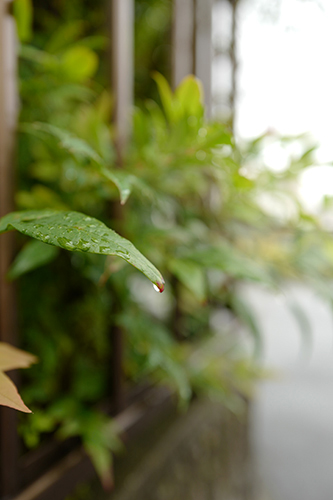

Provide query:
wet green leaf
left=0, top=210, right=164, bottom=291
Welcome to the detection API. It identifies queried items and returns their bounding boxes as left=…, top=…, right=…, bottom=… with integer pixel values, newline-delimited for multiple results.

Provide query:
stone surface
left=242, top=284, right=333, bottom=500
left=106, top=398, right=254, bottom=500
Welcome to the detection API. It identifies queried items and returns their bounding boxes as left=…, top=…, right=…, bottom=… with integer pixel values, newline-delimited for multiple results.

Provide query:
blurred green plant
left=5, top=0, right=333, bottom=489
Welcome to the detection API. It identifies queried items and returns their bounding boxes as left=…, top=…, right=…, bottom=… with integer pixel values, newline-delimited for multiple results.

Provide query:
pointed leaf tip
left=0, top=210, right=163, bottom=288
left=0, top=372, right=32, bottom=413
left=156, top=279, right=165, bottom=293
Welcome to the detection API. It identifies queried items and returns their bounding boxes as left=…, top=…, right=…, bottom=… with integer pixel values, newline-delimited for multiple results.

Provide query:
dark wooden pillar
left=0, top=0, right=19, bottom=497
left=110, top=0, right=134, bottom=413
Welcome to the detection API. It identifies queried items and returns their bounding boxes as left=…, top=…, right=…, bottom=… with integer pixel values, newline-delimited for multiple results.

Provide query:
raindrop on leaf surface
left=153, top=282, right=164, bottom=293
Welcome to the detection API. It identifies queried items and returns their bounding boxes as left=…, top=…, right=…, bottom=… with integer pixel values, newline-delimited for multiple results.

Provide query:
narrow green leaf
left=7, top=240, right=59, bottom=280
left=169, top=259, right=206, bottom=301
left=185, top=244, right=274, bottom=286
left=23, top=125, right=131, bottom=205
left=45, top=21, right=85, bottom=53
left=229, top=294, right=262, bottom=357
left=175, top=75, right=204, bottom=118
left=0, top=210, right=164, bottom=291
left=13, top=0, right=33, bottom=42
left=152, top=72, right=177, bottom=122
left=84, top=441, right=114, bottom=490
left=100, top=168, right=133, bottom=205
left=26, top=123, right=103, bottom=164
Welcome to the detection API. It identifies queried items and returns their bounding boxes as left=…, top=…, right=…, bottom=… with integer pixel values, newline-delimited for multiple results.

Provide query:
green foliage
left=6, top=0, right=333, bottom=489
left=0, top=210, right=164, bottom=289
left=7, top=240, right=59, bottom=281
left=13, top=0, right=33, bottom=42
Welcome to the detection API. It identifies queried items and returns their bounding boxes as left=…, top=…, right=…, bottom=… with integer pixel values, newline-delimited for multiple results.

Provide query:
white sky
left=213, top=0, right=333, bottom=211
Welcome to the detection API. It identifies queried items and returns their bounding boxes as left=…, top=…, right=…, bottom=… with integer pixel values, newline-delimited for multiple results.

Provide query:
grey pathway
left=242, top=285, right=333, bottom=500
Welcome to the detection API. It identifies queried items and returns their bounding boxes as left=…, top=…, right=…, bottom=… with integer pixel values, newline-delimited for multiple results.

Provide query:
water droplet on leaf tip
left=153, top=281, right=164, bottom=293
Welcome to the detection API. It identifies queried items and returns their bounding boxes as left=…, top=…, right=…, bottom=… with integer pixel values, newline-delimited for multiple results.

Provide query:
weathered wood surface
left=195, top=0, right=214, bottom=117
left=111, top=0, right=134, bottom=153
left=0, top=0, right=19, bottom=497
left=172, top=0, right=194, bottom=89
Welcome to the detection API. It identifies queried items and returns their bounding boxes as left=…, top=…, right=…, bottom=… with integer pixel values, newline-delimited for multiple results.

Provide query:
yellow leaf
left=0, top=342, right=37, bottom=372
left=0, top=372, right=31, bottom=413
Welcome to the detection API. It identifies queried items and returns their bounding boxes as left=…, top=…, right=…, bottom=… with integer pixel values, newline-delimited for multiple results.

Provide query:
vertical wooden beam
left=111, top=0, right=134, bottom=156
left=171, top=0, right=195, bottom=89
left=194, top=0, right=214, bottom=117
left=229, top=0, right=239, bottom=131
left=110, top=0, right=134, bottom=413
left=0, top=0, right=19, bottom=497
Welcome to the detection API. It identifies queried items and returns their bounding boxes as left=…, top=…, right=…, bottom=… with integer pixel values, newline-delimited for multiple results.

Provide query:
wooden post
left=194, top=0, right=214, bottom=117
left=111, top=0, right=134, bottom=156
left=229, top=0, right=239, bottom=131
left=110, top=0, right=134, bottom=413
left=172, top=0, right=195, bottom=89
left=0, top=0, right=19, bottom=497
left=172, top=0, right=213, bottom=116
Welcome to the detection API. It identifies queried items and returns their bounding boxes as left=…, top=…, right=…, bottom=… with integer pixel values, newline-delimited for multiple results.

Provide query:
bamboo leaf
left=168, top=258, right=206, bottom=301
left=100, top=168, right=133, bottom=205
left=0, top=210, right=164, bottom=291
left=29, top=122, right=103, bottom=163
left=152, top=72, right=177, bottom=122
left=22, top=124, right=132, bottom=204
left=229, top=294, right=263, bottom=357
left=13, top=0, right=33, bottom=42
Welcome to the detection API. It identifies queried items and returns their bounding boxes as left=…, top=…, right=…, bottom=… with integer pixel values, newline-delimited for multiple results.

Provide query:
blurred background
left=1, top=1, right=333, bottom=499
left=213, top=1, right=333, bottom=499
